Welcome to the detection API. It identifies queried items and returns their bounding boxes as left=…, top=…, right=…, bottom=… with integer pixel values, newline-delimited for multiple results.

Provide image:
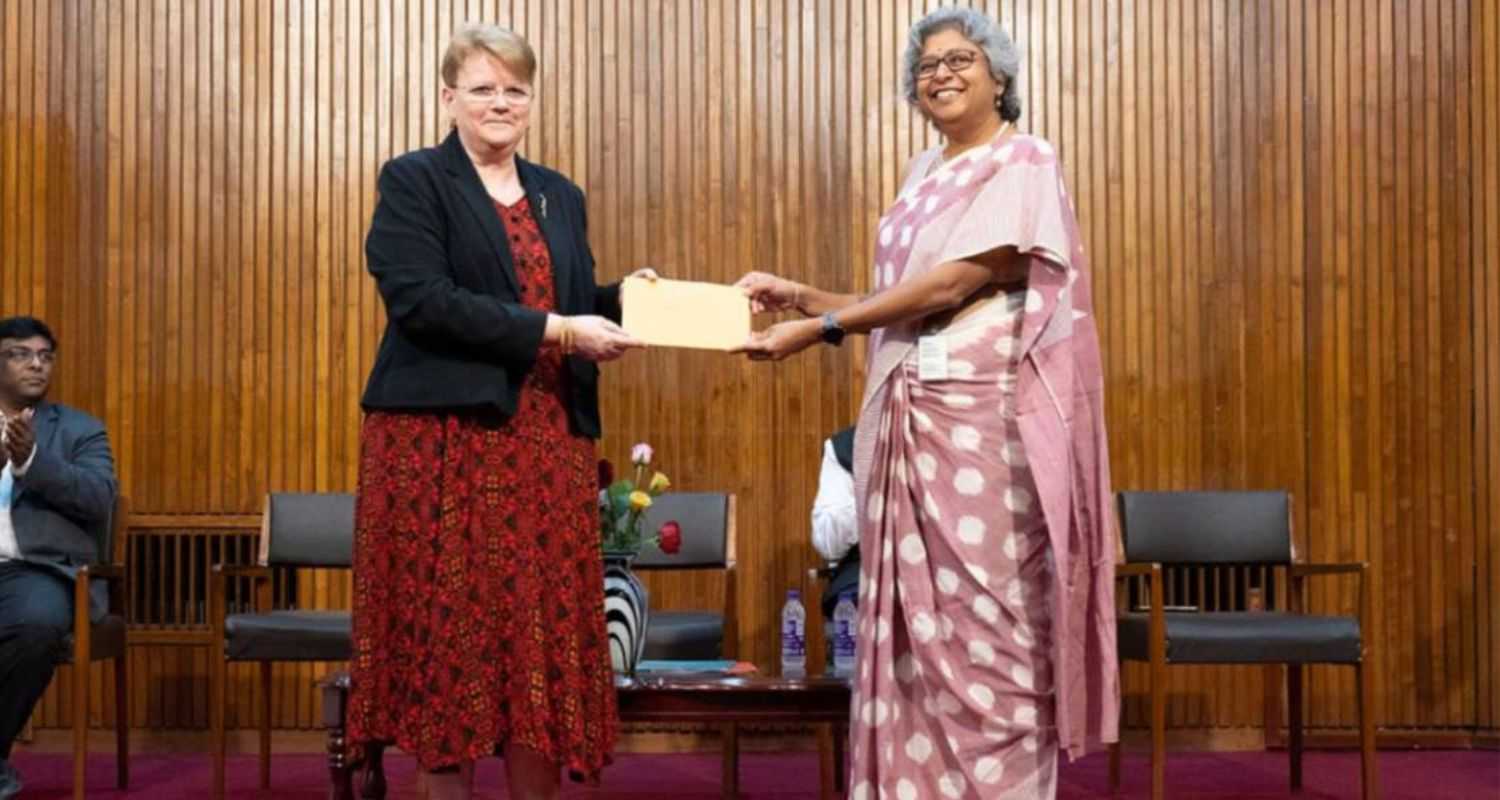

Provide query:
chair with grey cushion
left=209, top=492, right=354, bottom=799
left=1108, top=490, right=1377, bottom=800
left=635, top=492, right=738, bottom=661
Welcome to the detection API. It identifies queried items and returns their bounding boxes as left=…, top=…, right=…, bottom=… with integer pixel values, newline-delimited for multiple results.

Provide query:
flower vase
left=602, top=550, right=650, bottom=675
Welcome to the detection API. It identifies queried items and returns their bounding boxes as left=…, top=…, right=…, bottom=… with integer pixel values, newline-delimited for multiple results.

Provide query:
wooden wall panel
left=1, top=0, right=1496, bottom=739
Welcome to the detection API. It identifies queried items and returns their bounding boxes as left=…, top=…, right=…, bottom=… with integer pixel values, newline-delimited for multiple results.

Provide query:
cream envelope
left=621, top=277, right=751, bottom=351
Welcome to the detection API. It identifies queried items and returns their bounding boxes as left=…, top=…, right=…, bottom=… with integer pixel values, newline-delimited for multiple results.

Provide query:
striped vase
left=602, top=550, right=650, bottom=675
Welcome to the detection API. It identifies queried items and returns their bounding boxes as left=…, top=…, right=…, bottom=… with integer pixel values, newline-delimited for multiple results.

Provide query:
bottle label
left=782, top=619, right=805, bottom=655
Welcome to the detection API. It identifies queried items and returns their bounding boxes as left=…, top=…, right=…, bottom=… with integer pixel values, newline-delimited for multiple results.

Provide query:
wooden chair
left=61, top=493, right=131, bottom=800
left=1108, top=490, right=1378, bottom=800
left=208, top=492, right=354, bottom=799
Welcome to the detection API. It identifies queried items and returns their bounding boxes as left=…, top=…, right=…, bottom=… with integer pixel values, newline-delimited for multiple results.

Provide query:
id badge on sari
left=917, top=334, right=949, bottom=381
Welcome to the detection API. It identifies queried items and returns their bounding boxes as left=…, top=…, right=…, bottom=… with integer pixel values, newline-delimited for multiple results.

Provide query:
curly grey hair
left=902, top=7, right=1021, bottom=123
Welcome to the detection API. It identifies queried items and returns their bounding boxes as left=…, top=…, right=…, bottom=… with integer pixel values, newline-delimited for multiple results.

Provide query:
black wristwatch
left=819, top=312, right=846, bottom=346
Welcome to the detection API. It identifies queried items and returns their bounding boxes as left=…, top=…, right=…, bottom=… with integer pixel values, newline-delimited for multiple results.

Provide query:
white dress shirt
left=0, top=419, right=38, bottom=561
left=810, top=439, right=858, bottom=563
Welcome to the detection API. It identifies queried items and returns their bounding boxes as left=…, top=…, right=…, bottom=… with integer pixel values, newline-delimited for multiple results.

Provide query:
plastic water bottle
left=831, top=590, right=857, bottom=678
left=780, top=589, right=807, bottom=678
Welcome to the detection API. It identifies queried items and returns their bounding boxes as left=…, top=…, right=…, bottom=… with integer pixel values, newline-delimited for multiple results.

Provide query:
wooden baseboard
left=1250, top=726, right=1493, bottom=751
left=16, top=728, right=820, bottom=756
left=18, top=728, right=330, bottom=755
left=1112, top=727, right=1266, bottom=751
left=22, top=725, right=1497, bottom=756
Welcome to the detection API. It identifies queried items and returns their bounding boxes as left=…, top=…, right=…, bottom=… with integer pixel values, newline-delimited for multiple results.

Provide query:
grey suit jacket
left=9, top=400, right=118, bottom=621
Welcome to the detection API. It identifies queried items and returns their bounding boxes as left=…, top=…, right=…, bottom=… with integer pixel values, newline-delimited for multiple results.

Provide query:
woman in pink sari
left=735, top=8, right=1117, bottom=798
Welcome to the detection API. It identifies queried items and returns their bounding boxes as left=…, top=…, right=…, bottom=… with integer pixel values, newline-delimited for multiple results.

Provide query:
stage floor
left=9, top=747, right=1498, bottom=798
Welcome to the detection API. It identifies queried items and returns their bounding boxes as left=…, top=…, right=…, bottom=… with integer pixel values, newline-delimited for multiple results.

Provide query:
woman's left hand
left=628, top=267, right=661, bottom=281
left=733, top=319, right=821, bottom=361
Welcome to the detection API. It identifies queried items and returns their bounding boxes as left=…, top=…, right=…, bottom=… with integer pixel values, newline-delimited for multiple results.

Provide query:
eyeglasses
left=1, top=347, right=56, bottom=366
left=456, top=84, right=534, bottom=106
left=916, top=50, right=982, bottom=80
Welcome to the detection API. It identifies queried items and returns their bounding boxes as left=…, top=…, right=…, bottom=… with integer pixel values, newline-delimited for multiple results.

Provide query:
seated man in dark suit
left=811, top=426, right=858, bottom=664
left=0, top=317, right=117, bottom=799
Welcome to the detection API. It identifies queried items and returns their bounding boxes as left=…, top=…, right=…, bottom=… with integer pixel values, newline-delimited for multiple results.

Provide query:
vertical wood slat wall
left=1, top=0, right=1495, bottom=737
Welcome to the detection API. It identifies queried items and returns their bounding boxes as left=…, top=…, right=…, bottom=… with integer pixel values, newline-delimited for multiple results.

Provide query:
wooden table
left=320, top=670, right=852, bottom=800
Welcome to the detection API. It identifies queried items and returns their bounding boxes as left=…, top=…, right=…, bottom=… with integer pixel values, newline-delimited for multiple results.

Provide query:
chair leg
left=212, top=657, right=227, bottom=799
left=114, top=653, right=129, bottom=788
left=1149, top=659, right=1165, bottom=800
left=1288, top=663, right=1304, bottom=791
left=1356, top=662, right=1378, bottom=799
left=1108, top=741, right=1121, bottom=791
left=260, top=661, right=273, bottom=789
left=72, top=657, right=89, bottom=800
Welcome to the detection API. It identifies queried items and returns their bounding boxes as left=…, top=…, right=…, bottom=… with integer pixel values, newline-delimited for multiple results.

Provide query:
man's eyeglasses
left=2, top=347, right=56, bottom=366
left=916, top=50, right=982, bottom=79
left=456, top=84, right=533, bottom=106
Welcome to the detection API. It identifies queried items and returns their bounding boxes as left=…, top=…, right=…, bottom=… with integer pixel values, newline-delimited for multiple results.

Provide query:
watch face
left=821, top=315, right=846, bottom=345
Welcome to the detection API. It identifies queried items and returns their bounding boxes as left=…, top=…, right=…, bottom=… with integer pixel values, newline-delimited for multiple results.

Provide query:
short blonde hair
left=441, top=23, right=536, bottom=87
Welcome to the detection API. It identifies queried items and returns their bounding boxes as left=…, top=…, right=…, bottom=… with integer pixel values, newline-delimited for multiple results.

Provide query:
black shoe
left=0, top=758, right=21, bottom=800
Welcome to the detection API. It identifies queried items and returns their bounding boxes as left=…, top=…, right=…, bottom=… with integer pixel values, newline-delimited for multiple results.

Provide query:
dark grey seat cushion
left=60, top=614, right=127, bottom=662
left=643, top=610, right=723, bottom=660
left=225, top=610, right=351, bottom=661
left=1118, top=612, right=1361, bottom=664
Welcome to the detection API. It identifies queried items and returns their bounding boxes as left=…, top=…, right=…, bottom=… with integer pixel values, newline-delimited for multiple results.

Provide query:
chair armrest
left=209, top=564, right=274, bottom=627
left=1289, top=562, right=1366, bottom=577
left=212, top=564, right=273, bottom=580
left=79, top=563, right=126, bottom=582
left=1288, top=561, right=1368, bottom=618
left=78, top=563, right=131, bottom=617
left=1114, top=563, right=1167, bottom=665
left=1115, top=562, right=1162, bottom=579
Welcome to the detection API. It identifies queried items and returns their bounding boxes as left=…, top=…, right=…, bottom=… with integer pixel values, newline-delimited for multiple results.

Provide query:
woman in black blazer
left=347, top=23, right=650, bottom=800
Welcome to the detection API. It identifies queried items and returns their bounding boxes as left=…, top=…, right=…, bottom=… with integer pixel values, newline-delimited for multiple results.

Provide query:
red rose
left=598, top=458, right=614, bottom=490
left=657, top=520, right=682, bottom=555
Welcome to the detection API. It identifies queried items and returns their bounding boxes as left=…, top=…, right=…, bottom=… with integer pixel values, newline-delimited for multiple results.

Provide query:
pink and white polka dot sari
left=847, top=133, right=1119, bottom=800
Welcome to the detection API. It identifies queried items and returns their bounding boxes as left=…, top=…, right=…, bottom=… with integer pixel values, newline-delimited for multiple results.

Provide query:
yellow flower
left=629, top=490, right=653, bottom=511
left=648, top=472, right=671, bottom=493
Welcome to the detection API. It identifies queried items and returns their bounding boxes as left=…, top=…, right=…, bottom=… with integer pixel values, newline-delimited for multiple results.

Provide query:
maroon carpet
left=9, top=749, right=1498, bottom=798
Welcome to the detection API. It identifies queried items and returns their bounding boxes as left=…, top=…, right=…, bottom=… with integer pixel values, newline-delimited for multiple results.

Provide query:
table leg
left=720, top=722, right=740, bottom=799
left=322, top=678, right=354, bottom=800
left=834, top=722, right=847, bottom=793
left=818, top=723, right=836, bottom=800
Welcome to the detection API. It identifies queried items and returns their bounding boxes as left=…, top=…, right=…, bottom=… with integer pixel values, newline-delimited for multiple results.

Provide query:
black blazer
left=360, top=130, right=621, bottom=438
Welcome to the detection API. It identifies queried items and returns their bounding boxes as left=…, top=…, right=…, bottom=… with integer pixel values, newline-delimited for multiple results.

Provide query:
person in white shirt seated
left=811, top=426, right=858, bottom=664
left=0, top=316, right=117, bottom=800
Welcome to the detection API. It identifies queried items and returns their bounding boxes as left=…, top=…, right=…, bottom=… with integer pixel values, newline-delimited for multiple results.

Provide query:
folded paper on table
left=621, top=277, right=751, bottom=350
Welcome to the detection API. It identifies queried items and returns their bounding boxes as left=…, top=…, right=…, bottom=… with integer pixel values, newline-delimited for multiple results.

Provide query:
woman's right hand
left=734, top=271, right=802, bottom=314
left=567, top=315, right=643, bottom=361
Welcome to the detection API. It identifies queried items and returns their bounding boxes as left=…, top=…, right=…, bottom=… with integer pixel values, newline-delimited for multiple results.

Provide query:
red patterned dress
left=347, top=197, right=618, bottom=780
